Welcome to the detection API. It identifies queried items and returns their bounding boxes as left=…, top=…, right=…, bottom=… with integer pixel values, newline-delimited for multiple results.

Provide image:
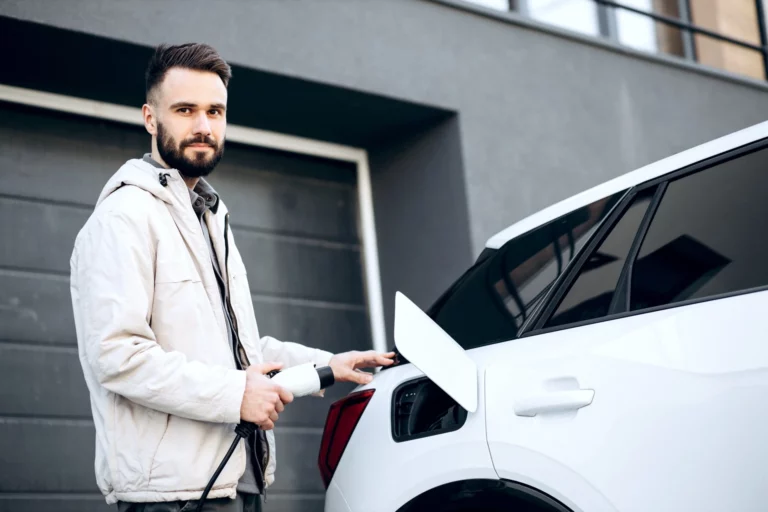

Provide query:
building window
left=526, top=0, right=601, bottom=36
left=464, top=0, right=768, bottom=81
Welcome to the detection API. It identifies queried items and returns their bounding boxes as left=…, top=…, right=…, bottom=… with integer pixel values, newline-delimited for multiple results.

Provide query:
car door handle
left=514, top=389, right=595, bottom=417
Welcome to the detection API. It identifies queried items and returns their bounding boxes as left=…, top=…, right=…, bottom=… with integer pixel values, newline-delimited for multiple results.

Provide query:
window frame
left=606, top=181, right=668, bottom=314
left=525, top=184, right=649, bottom=333
left=511, top=187, right=633, bottom=334
left=421, top=188, right=630, bottom=351
left=539, top=183, right=665, bottom=329
left=523, top=136, right=768, bottom=337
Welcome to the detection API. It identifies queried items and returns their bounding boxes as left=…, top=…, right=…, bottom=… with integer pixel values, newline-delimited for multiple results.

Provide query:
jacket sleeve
left=72, top=210, right=246, bottom=424
left=259, top=336, right=334, bottom=369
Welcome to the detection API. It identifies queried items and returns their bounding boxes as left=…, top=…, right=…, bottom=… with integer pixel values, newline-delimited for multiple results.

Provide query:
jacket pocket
left=112, top=397, right=169, bottom=492
left=155, top=259, right=201, bottom=285
left=148, top=414, right=172, bottom=486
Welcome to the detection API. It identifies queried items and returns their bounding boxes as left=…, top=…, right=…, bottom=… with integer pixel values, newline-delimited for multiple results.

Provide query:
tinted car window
left=546, top=187, right=655, bottom=328
left=631, top=148, right=768, bottom=310
left=427, top=191, right=625, bottom=349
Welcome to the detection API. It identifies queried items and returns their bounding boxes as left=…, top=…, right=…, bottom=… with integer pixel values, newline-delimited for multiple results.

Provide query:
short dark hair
left=145, top=43, right=232, bottom=103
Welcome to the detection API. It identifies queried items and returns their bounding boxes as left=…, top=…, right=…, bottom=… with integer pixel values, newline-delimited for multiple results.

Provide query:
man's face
left=148, top=67, right=228, bottom=178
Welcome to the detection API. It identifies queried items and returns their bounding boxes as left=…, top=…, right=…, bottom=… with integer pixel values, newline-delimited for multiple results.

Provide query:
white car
left=318, top=120, right=768, bottom=512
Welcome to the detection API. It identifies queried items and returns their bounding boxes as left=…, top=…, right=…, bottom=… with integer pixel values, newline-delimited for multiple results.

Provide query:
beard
left=156, top=122, right=225, bottom=178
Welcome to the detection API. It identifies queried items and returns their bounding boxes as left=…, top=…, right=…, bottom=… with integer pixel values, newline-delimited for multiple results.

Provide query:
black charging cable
left=195, top=421, right=257, bottom=511
left=195, top=366, right=335, bottom=511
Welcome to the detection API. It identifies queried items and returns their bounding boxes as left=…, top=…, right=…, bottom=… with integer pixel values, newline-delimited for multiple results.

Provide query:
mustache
left=181, top=134, right=217, bottom=148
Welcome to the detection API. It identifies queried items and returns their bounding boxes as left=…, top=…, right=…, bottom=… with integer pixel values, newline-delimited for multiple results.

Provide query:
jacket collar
left=97, top=158, right=177, bottom=207
left=141, top=153, right=221, bottom=215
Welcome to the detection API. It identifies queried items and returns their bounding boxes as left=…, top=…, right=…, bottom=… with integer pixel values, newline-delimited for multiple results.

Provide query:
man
left=70, top=43, right=394, bottom=512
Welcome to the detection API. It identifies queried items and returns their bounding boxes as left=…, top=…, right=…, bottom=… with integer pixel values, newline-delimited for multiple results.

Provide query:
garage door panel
left=235, top=229, right=364, bottom=305
left=0, top=102, right=146, bottom=208
left=210, top=165, right=358, bottom=243
left=0, top=495, right=112, bottom=512
left=0, top=345, right=90, bottom=418
left=0, top=198, right=86, bottom=274
left=0, top=341, right=356, bottom=426
left=0, top=420, right=97, bottom=492
left=269, top=429, right=325, bottom=494
left=0, top=103, right=373, bottom=506
left=0, top=423, right=326, bottom=496
left=0, top=421, right=327, bottom=505
left=0, top=299, right=370, bottom=420
left=216, top=141, right=356, bottom=186
left=0, top=272, right=75, bottom=345
left=253, top=300, right=368, bottom=355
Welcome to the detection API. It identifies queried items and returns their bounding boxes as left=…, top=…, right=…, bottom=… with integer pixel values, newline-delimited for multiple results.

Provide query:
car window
left=630, top=148, right=768, bottom=311
left=426, top=191, right=625, bottom=350
left=545, top=186, right=656, bottom=328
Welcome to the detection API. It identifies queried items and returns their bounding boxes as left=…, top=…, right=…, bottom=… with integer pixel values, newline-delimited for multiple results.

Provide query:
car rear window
left=427, top=190, right=625, bottom=350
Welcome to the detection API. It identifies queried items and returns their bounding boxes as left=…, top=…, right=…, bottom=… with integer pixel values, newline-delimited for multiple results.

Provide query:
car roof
left=485, top=119, right=768, bottom=249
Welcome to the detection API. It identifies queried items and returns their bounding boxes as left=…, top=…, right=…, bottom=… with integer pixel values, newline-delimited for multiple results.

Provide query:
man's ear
left=142, top=103, right=157, bottom=136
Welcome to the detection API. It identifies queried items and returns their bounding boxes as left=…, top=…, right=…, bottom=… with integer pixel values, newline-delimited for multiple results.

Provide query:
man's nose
left=192, top=111, right=212, bottom=136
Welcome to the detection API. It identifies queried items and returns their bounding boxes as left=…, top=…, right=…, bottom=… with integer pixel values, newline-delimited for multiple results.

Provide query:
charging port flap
left=394, top=292, right=478, bottom=413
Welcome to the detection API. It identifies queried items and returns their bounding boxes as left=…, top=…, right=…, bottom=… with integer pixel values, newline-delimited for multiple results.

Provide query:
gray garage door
left=0, top=101, right=370, bottom=512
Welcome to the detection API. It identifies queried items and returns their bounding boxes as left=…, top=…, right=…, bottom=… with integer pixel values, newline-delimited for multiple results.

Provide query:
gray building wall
left=4, top=0, right=768, bottom=320
left=4, top=0, right=768, bottom=257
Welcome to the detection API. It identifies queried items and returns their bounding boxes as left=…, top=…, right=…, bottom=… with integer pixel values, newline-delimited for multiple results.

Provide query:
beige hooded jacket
left=70, top=158, right=333, bottom=504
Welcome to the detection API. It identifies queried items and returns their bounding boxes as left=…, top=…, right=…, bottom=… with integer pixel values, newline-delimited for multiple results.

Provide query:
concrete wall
left=369, top=115, right=474, bottom=337
left=4, top=0, right=768, bottom=259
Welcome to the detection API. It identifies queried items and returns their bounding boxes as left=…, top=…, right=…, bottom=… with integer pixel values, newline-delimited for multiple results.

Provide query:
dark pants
left=117, top=493, right=261, bottom=512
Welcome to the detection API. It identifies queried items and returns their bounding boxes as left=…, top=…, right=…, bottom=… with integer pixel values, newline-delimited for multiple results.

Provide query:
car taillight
left=318, top=389, right=375, bottom=488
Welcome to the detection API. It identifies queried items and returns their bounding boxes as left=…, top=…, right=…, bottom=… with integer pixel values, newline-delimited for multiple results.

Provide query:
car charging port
left=392, top=377, right=468, bottom=443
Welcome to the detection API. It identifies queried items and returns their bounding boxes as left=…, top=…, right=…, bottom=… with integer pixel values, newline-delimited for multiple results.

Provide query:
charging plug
left=268, top=362, right=334, bottom=397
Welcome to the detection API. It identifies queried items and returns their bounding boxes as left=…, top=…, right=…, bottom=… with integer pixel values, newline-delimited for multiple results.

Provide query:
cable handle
left=196, top=363, right=335, bottom=510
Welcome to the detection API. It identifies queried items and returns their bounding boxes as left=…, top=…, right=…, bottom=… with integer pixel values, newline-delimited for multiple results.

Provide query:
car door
left=485, top=143, right=768, bottom=512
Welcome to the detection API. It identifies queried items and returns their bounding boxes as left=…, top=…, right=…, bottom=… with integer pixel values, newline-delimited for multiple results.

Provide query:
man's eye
left=178, top=108, right=191, bottom=114
left=208, top=109, right=221, bottom=116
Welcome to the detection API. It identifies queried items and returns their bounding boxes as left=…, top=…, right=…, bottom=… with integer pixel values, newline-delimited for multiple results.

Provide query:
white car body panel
left=325, top=481, right=353, bottom=512
left=486, top=290, right=768, bottom=512
left=327, top=359, right=497, bottom=512
left=486, top=120, right=768, bottom=249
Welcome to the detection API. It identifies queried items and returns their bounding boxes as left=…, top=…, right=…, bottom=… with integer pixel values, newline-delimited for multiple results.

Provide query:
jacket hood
left=96, top=158, right=178, bottom=207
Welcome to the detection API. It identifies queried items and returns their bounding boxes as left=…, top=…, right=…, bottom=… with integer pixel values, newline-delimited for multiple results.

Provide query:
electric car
left=319, top=120, right=768, bottom=512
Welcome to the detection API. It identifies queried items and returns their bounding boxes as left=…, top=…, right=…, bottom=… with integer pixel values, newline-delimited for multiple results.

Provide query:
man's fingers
left=349, top=369, right=373, bottom=385
left=275, top=400, right=285, bottom=414
left=354, top=350, right=396, bottom=368
left=376, top=353, right=395, bottom=366
left=269, top=410, right=279, bottom=422
left=260, top=420, right=275, bottom=431
left=277, top=387, right=294, bottom=405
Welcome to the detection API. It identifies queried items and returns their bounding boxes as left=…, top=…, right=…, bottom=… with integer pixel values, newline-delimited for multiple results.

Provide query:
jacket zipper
left=224, top=213, right=269, bottom=500
left=223, top=213, right=250, bottom=369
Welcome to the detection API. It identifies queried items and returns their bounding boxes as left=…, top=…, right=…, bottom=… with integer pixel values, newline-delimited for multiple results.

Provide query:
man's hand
left=328, top=350, right=396, bottom=385
left=240, top=363, right=294, bottom=430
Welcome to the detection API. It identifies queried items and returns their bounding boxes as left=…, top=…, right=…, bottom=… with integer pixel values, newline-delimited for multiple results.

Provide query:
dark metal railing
left=592, top=0, right=768, bottom=79
left=501, top=0, right=768, bottom=79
